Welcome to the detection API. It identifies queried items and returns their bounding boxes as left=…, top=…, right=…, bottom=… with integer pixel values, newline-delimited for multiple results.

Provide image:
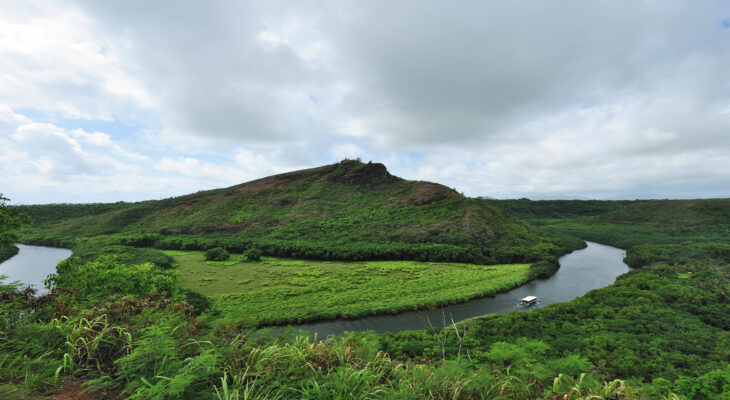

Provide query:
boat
left=519, top=296, right=537, bottom=306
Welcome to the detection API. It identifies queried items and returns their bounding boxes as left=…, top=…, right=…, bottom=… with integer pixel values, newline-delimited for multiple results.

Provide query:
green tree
left=0, top=194, right=29, bottom=249
left=205, top=247, right=230, bottom=261
left=244, top=247, right=262, bottom=261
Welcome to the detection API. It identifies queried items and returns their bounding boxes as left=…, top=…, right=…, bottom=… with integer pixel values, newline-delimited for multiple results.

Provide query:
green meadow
left=168, top=250, right=531, bottom=326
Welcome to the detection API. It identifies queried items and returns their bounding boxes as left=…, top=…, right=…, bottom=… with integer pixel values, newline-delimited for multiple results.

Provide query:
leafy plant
left=206, top=247, right=231, bottom=262
left=244, top=248, right=262, bottom=262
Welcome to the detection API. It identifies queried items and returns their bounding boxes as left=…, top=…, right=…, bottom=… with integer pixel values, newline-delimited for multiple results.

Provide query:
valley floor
left=168, top=250, right=531, bottom=327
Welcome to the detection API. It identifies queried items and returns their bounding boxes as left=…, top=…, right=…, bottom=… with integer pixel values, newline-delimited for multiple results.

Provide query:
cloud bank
left=2, top=0, right=730, bottom=203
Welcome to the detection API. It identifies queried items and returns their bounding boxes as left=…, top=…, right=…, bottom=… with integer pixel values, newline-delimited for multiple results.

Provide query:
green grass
left=166, top=250, right=531, bottom=327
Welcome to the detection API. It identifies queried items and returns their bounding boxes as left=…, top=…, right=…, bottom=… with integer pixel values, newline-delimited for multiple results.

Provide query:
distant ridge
left=591, top=198, right=730, bottom=227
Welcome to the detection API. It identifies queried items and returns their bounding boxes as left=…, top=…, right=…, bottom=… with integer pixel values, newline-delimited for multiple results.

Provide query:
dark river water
left=0, top=244, right=72, bottom=294
left=279, top=241, right=631, bottom=337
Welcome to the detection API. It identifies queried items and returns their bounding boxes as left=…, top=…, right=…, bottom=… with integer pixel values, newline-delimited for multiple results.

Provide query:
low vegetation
left=204, top=247, right=230, bottom=262
left=170, top=250, right=532, bottom=326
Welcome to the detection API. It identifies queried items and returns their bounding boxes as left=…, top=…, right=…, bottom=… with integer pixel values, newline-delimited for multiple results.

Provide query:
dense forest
left=482, top=198, right=636, bottom=222
left=1, top=180, right=730, bottom=398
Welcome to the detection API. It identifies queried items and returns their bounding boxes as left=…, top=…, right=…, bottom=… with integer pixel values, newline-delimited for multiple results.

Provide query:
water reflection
left=0, top=244, right=72, bottom=294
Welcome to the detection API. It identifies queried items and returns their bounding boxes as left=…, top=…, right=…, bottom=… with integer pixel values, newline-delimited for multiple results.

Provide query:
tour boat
left=519, top=296, right=537, bottom=306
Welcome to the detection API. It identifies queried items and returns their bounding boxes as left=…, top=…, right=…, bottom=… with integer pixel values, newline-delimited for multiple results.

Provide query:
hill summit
left=21, top=160, right=574, bottom=264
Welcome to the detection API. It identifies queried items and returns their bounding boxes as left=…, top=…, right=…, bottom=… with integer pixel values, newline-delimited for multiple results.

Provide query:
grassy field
left=167, top=250, right=531, bottom=327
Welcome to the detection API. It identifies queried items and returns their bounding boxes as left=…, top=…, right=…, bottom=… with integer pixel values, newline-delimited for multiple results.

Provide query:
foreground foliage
left=0, top=269, right=695, bottom=399
left=383, top=263, right=730, bottom=383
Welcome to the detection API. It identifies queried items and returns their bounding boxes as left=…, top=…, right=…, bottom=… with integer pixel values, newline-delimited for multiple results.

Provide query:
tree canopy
left=0, top=194, right=29, bottom=248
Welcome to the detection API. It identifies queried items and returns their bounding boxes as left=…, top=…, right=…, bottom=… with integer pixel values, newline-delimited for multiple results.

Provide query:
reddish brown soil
left=404, top=182, right=454, bottom=205
left=237, top=178, right=288, bottom=193
left=171, top=202, right=194, bottom=211
left=49, top=380, right=119, bottom=400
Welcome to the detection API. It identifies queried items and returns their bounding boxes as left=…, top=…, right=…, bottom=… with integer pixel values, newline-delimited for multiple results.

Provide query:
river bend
left=283, top=241, right=630, bottom=337
left=1, top=242, right=630, bottom=336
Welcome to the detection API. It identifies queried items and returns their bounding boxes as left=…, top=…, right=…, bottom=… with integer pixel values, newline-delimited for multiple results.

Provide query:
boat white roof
left=521, top=296, right=537, bottom=301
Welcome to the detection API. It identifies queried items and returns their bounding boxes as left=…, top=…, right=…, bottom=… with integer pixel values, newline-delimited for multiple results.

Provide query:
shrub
left=244, top=248, right=262, bottom=261
left=0, top=244, right=19, bottom=263
left=180, top=289, right=211, bottom=315
left=205, top=247, right=230, bottom=261
left=48, top=257, right=177, bottom=300
left=528, top=259, right=560, bottom=279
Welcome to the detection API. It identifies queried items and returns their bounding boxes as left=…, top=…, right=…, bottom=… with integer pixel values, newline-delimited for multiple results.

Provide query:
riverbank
left=0, top=245, right=19, bottom=264
left=279, top=241, right=631, bottom=337
left=0, top=245, right=72, bottom=293
left=167, top=250, right=534, bottom=327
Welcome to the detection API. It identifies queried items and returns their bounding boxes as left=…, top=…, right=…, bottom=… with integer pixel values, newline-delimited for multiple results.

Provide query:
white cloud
left=339, top=119, right=368, bottom=138
left=0, top=0, right=155, bottom=120
left=330, top=143, right=364, bottom=160
left=3, top=1, right=730, bottom=202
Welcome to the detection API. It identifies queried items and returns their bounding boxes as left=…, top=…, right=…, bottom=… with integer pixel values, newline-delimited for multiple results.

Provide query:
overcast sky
left=2, top=1, right=730, bottom=204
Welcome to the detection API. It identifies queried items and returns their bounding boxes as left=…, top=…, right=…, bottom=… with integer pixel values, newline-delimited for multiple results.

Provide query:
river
left=279, top=241, right=631, bottom=337
left=0, top=244, right=72, bottom=294
left=1, top=242, right=630, bottom=336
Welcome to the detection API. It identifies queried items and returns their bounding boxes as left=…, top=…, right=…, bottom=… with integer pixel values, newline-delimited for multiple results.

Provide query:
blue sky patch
left=15, top=107, right=151, bottom=142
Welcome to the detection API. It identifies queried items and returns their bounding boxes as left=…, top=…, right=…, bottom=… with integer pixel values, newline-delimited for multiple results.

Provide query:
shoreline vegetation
left=0, top=244, right=19, bottom=264
left=0, top=194, right=28, bottom=265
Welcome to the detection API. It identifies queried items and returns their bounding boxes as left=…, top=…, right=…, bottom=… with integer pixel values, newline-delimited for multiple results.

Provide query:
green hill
left=19, top=160, right=576, bottom=264
left=591, top=198, right=730, bottom=227
left=481, top=198, right=636, bottom=223
left=557, top=199, right=730, bottom=246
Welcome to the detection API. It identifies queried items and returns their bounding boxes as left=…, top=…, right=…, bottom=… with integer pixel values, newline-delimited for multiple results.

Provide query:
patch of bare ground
left=398, top=182, right=456, bottom=206
left=459, top=208, right=494, bottom=237
left=49, top=380, right=119, bottom=400
left=236, top=178, right=290, bottom=194
left=171, top=202, right=194, bottom=211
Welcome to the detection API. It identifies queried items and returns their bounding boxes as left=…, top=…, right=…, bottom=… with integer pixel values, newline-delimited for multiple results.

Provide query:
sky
left=2, top=0, right=730, bottom=204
